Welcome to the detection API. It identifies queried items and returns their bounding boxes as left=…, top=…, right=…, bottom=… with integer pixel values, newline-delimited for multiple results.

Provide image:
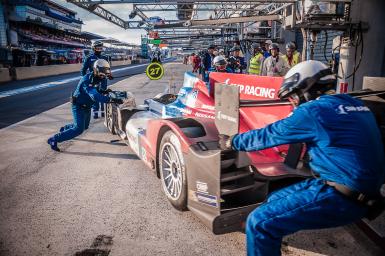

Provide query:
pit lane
left=0, top=62, right=382, bottom=256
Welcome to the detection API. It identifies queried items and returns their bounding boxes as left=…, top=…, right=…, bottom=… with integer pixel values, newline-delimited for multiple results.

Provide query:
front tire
left=106, top=103, right=116, bottom=135
left=159, top=130, right=187, bottom=211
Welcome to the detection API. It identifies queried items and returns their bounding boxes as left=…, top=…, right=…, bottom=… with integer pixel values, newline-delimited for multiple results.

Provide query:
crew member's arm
left=85, top=84, right=112, bottom=103
left=232, top=106, right=316, bottom=151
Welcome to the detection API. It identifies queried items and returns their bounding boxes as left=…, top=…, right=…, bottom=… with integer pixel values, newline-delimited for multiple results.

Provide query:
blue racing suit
left=54, top=73, right=111, bottom=143
left=81, top=53, right=109, bottom=113
left=263, top=50, right=271, bottom=58
left=232, top=94, right=385, bottom=256
left=227, top=56, right=247, bottom=73
left=202, top=52, right=214, bottom=82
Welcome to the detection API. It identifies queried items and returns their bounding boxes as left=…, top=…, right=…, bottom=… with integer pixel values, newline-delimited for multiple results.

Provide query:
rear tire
left=106, top=103, right=116, bottom=135
left=159, top=130, right=188, bottom=211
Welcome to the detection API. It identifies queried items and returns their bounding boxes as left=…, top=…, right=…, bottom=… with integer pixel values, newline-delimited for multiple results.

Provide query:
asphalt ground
left=0, top=62, right=383, bottom=256
left=0, top=60, right=176, bottom=129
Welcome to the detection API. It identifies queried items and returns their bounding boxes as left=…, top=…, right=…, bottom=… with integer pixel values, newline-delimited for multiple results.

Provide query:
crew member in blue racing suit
left=81, top=40, right=111, bottom=119
left=47, top=59, right=123, bottom=151
left=201, top=45, right=216, bottom=82
left=219, top=60, right=385, bottom=256
left=227, top=46, right=246, bottom=74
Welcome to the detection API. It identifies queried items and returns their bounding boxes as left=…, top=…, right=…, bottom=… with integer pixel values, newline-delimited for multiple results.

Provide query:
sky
left=52, top=0, right=171, bottom=45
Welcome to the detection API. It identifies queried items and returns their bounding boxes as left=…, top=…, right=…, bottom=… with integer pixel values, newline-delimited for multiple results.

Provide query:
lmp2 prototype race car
left=105, top=72, right=385, bottom=235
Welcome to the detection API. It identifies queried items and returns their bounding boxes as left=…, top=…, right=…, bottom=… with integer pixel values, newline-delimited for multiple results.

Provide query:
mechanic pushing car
left=47, top=59, right=123, bottom=152
left=219, top=60, right=385, bottom=256
left=81, top=40, right=112, bottom=119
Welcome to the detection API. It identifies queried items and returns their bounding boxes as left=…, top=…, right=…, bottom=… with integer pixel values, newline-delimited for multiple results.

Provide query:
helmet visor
left=278, top=73, right=300, bottom=99
left=94, top=47, right=103, bottom=52
left=96, top=67, right=111, bottom=77
left=216, top=64, right=227, bottom=71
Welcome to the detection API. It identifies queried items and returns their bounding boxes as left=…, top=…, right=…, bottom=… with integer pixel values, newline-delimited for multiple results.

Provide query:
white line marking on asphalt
left=0, top=63, right=148, bottom=99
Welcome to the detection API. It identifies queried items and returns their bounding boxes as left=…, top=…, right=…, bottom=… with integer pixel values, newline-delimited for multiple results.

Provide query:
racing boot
left=47, top=137, right=60, bottom=152
left=93, top=111, right=99, bottom=119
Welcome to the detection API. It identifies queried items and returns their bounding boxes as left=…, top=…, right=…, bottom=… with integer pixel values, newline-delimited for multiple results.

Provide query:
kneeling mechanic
left=47, top=59, right=123, bottom=151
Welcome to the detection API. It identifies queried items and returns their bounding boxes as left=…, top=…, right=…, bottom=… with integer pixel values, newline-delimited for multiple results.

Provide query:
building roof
left=81, top=31, right=106, bottom=40
left=44, top=0, right=77, bottom=16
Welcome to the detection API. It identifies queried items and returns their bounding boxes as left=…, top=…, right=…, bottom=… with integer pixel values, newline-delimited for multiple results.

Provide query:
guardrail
left=0, top=59, right=152, bottom=83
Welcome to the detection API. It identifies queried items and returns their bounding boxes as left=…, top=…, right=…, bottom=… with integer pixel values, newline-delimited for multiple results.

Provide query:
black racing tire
left=106, top=103, right=117, bottom=135
left=158, top=130, right=188, bottom=211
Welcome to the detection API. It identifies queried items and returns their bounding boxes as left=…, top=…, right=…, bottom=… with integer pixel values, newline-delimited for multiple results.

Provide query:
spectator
left=202, top=45, right=216, bottom=81
left=192, top=53, right=201, bottom=73
left=263, top=39, right=272, bottom=58
left=248, top=43, right=264, bottom=75
left=261, top=43, right=289, bottom=77
left=283, top=42, right=301, bottom=68
left=227, top=46, right=247, bottom=74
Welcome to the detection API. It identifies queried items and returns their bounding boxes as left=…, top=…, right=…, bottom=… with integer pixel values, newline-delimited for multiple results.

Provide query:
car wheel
left=106, top=103, right=116, bottom=135
left=159, top=130, right=187, bottom=211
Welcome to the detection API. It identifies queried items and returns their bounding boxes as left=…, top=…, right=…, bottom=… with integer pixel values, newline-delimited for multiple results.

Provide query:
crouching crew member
left=81, top=40, right=111, bottom=119
left=47, top=59, right=123, bottom=151
left=219, top=60, right=385, bottom=256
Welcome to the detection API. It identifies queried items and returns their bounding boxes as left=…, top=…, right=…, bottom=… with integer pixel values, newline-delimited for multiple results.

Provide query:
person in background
left=210, top=55, right=233, bottom=73
left=47, top=60, right=123, bottom=152
left=283, top=42, right=301, bottom=68
left=263, top=39, right=273, bottom=58
left=248, top=43, right=264, bottom=75
left=192, top=53, right=201, bottom=73
left=202, top=45, right=216, bottom=82
left=291, top=41, right=302, bottom=63
left=227, top=46, right=247, bottom=74
left=190, top=53, right=196, bottom=71
left=261, top=43, right=289, bottom=77
left=81, top=40, right=110, bottom=119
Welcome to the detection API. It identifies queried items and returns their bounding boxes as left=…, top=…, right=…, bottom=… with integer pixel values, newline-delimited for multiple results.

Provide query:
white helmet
left=213, top=55, right=227, bottom=66
left=265, top=39, right=272, bottom=45
left=93, top=59, right=111, bottom=78
left=278, top=60, right=336, bottom=101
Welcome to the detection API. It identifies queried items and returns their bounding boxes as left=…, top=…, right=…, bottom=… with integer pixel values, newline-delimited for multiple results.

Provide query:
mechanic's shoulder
left=80, top=73, right=92, bottom=84
left=295, top=100, right=319, bottom=115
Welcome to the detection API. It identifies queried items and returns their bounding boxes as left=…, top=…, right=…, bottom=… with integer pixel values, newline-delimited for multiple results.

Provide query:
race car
left=105, top=72, right=385, bottom=235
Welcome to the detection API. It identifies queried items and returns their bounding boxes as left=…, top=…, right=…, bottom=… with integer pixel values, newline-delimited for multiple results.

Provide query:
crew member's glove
left=108, top=74, right=114, bottom=80
left=110, top=98, right=124, bottom=104
left=218, top=134, right=235, bottom=150
left=104, top=88, right=113, bottom=93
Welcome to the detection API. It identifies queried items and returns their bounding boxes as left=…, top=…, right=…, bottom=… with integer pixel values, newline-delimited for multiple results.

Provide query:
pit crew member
left=47, top=59, right=123, bottom=151
left=219, top=60, right=385, bottom=256
left=81, top=41, right=111, bottom=119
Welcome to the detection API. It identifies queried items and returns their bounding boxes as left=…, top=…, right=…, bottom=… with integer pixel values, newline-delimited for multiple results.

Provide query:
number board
left=145, top=62, right=164, bottom=80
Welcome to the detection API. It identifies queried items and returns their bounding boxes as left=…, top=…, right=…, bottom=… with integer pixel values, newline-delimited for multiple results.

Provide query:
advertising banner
left=209, top=72, right=284, bottom=100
